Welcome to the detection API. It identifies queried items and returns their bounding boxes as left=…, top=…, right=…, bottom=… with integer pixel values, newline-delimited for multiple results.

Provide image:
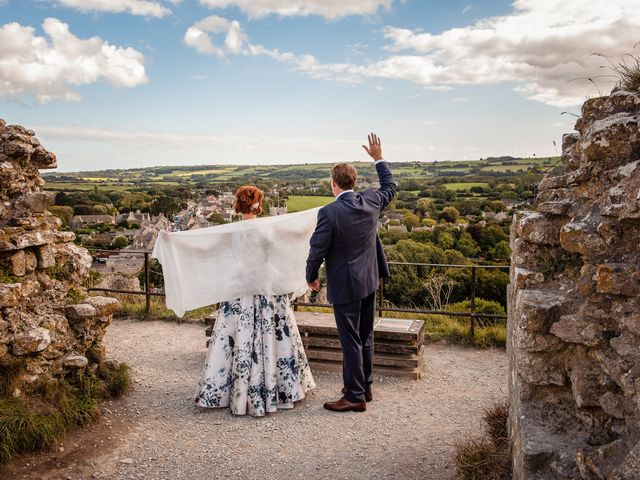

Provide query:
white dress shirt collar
left=335, top=189, right=355, bottom=200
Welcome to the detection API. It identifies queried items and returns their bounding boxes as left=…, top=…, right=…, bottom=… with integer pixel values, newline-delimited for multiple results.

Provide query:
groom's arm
left=362, top=133, right=396, bottom=210
left=373, top=160, right=396, bottom=210
left=306, top=208, right=332, bottom=285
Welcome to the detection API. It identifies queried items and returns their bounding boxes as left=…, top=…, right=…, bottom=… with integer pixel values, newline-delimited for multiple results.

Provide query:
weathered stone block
left=516, top=352, right=565, bottom=386
left=10, top=249, right=26, bottom=276
left=514, top=289, right=567, bottom=333
left=596, top=263, right=640, bottom=297
left=610, top=332, right=639, bottom=358
left=599, top=391, right=625, bottom=419
left=560, top=220, right=608, bottom=257
left=537, top=201, right=572, bottom=216
left=62, top=355, right=89, bottom=369
left=560, top=132, right=581, bottom=171
left=550, top=314, right=606, bottom=347
left=512, top=268, right=544, bottom=290
left=514, top=212, right=560, bottom=245
left=35, top=244, right=55, bottom=269
left=13, top=191, right=55, bottom=214
left=12, top=327, right=51, bottom=355
left=64, top=303, right=98, bottom=321
left=568, top=352, right=610, bottom=408
left=579, top=113, right=640, bottom=168
left=83, top=296, right=119, bottom=316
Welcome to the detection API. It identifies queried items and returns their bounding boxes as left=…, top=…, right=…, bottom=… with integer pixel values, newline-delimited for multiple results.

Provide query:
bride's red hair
left=234, top=186, right=264, bottom=215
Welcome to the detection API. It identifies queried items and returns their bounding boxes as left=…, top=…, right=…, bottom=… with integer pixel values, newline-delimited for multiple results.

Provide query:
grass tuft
left=454, top=436, right=510, bottom=480
left=454, top=399, right=511, bottom=480
left=483, top=401, right=509, bottom=447
left=111, top=293, right=214, bottom=322
left=0, top=361, right=132, bottom=465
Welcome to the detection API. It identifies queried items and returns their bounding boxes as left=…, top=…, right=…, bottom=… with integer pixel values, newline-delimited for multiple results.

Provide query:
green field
left=174, top=168, right=230, bottom=176
left=444, top=182, right=490, bottom=191
left=44, top=182, right=133, bottom=192
left=286, top=195, right=334, bottom=212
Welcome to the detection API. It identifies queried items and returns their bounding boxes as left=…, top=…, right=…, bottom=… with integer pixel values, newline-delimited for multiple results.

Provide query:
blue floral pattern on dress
left=195, top=294, right=316, bottom=417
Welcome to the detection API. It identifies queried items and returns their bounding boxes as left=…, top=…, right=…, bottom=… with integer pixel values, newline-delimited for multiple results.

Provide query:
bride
left=194, top=186, right=316, bottom=416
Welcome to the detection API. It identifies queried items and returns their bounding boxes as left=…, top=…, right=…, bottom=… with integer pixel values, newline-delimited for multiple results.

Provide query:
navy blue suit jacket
left=306, top=161, right=397, bottom=305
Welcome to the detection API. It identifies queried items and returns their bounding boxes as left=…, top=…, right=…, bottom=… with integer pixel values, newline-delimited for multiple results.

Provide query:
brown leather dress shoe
left=323, top=396, right=366, bottom=412
left=342, top=387, right=373, bottom=402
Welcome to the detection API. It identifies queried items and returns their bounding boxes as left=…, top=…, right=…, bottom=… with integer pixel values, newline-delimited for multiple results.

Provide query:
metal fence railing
left=85, top=248, right=162, bottom=317
left=85, top=248, right=509, bottom=340
left=292, top=262, right=510, bottom=339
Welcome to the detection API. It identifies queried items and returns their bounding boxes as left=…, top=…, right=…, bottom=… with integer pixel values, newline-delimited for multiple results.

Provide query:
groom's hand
left=308, top=279, right=321, bottom=291
left=362, top=132, right=383, bottom=161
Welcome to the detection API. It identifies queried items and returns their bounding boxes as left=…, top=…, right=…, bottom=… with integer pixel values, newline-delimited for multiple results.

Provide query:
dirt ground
left=2, top=318, right=508, bottom=480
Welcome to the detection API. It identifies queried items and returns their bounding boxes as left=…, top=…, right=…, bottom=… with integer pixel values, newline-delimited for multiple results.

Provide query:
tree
left=439, top=206, right=460, bottom=223
left=403, top=212, right=420, bottom=231
left=119, top=193, right=152, bottom=211
left=383, top=249, right=422, bottom=307
left=393, top=240, right=447, bottom=276
left=415, top=198, right=434, bottom=218
left=207, top=213, right=227, bottom=224
left=456, top=232, right=481, bottom=258
left=47, top=206, right=74, bottom=226
left=437, top=232, right=454, bottom=250
left=490, top=240, right=512, bottom=261
left=112, top=236, right=129, bottom=249
left=91, top=204, right=109, bottom=215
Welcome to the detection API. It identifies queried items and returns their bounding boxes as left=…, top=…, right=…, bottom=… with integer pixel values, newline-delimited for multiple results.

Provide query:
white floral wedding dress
left=195, top=294, right=316, bottom=417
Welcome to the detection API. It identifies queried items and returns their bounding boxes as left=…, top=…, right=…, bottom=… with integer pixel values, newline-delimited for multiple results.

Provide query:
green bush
left=447, top=298, right=506, bottom=316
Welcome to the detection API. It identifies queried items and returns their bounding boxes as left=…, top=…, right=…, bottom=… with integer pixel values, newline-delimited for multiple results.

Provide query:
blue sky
left=0, top=0, right=637, bottom=171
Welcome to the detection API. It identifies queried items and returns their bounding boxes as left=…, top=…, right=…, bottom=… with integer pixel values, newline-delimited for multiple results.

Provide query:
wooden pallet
left=295, top=312, right=425, bottom=380
left=204, top=311, right=425, bottom=379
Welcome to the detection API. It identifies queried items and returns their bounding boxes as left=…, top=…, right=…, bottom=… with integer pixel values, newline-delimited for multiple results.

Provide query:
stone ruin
left=509, top=90, right=640, bottom=479
left=0, top=119, right=118, bottom=392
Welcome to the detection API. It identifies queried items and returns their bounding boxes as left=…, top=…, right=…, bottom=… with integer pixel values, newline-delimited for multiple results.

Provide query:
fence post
left=378, top=278, right=385, bottom=318
left=144, top=252, right=151, bottom=318
left=469, top=265, right=476, bottom=340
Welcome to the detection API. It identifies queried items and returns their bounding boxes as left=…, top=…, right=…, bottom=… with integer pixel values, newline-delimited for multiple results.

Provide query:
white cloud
left=0, top=18, right=148, bottom=103
left=186, top=1, right=639, bottom=107
left=183, top=15, right=247, bottom=58
left=451, top=97, right=467, bottom=103
left=379, top=0, right=640, bottom=106
left=56, top=0, right=173, bottom=17
left=462, top=4, right=472, bottom=14
left=198, top=0, right=393, bottom=20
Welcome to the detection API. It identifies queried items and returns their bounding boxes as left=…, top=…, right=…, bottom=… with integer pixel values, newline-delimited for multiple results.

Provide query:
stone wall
left=508, top=90, right=640, bottom=479
left=0, top=119, right=118, bottom=391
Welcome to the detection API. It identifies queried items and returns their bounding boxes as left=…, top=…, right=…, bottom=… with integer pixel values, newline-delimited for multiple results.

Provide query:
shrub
left=0, top=361, right=132, bottom=465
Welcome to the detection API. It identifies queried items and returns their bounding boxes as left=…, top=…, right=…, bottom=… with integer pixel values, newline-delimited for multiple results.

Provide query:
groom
left=306, top=133, right=396, bottom=412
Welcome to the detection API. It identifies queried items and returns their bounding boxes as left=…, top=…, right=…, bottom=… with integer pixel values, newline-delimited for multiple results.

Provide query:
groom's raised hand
left=362, top=133, right=383, bottom=161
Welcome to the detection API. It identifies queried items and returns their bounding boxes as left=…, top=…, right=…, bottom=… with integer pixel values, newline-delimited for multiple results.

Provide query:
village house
left=70, top=215, right=116, bottom=229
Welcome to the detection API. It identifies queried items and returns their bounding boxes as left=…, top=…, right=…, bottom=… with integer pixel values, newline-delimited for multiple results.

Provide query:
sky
left=0, top=0, right=638, bottom=172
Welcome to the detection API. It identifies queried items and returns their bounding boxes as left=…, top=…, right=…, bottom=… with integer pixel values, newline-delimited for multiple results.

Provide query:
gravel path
left=5, top=318, right=507, bottom=480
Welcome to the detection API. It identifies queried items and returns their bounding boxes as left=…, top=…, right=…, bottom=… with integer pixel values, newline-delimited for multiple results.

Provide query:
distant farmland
left=443, top=182, right=490, bottom=191
left=287, top=195, right=334, bottom=212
